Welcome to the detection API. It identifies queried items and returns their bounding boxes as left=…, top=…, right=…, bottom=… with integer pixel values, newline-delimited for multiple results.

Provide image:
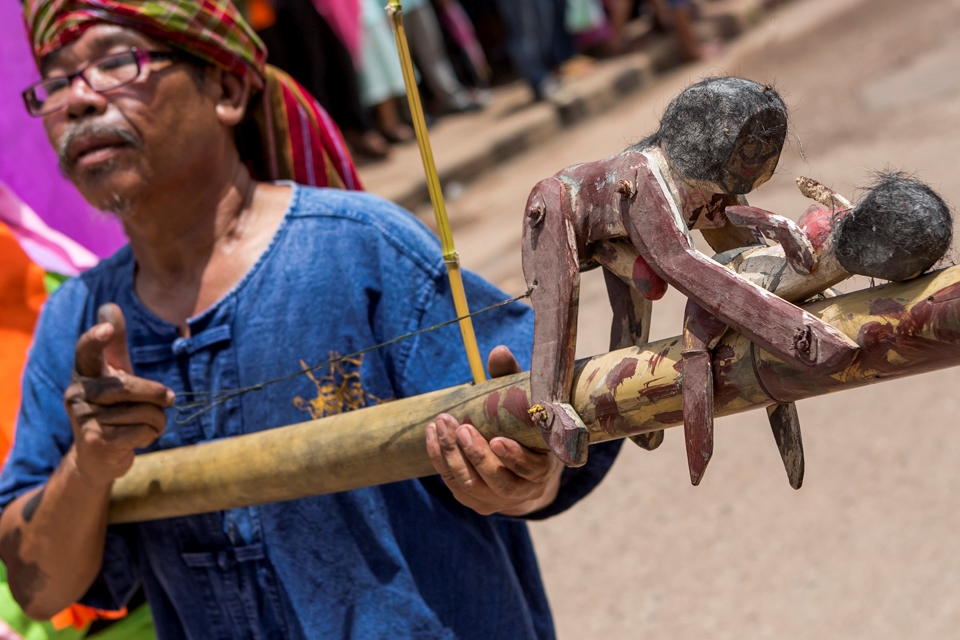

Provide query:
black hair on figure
left=835, top=172, right=953, bottom=282
left=633, top=77, right=788, bottom=183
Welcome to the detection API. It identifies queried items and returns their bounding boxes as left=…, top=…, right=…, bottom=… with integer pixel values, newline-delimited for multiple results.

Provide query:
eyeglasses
left=22, top=48, right=187, bottom=117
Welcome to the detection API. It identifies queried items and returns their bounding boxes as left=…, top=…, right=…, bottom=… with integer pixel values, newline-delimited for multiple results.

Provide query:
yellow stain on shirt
left=293, top=353, right=387, bottom=419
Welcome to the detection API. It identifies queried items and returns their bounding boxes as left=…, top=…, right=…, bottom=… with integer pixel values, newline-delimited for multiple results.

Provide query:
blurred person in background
left=493, top=0, right=576, bottom=101
left=433, top=0, right=493, bottom=104
left=403, top=0, right=485, bottom=114
left=648, top=0, right=709, bottom=60
left=358, top=0, right=417, bottom=144
left=249, top=0, right=393, bottom=160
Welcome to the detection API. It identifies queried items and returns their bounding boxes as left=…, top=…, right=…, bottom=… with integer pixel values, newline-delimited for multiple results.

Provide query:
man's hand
left=425, top=346, right=563, bottom=516
left=64, top=303, right=174, bottom=487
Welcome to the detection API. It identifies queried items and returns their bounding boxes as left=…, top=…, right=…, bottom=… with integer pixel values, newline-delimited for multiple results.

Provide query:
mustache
left=57, top=120, right=143, bottom=173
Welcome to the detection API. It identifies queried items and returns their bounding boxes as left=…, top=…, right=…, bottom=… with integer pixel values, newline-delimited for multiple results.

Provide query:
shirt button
left=171, top=337, right=190, bottom=356
left=217, top=552, right=232, bottom=570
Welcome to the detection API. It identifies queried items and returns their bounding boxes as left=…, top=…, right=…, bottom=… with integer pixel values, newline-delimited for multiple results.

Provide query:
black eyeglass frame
left=22, top=48, right=188, bottom=117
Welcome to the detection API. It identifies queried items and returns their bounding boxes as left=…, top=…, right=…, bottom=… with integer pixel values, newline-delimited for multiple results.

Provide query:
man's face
left=717, top=110, right=786, bottom=195
left=40, top=25, right=221, bottom=215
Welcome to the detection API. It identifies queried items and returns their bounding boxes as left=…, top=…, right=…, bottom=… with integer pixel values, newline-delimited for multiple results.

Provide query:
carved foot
left=681, top=300, right=726, bottom=486
left=528, top=402, right=590, bottom=467
left=767, top=403, right=804, bottom=490
left=681, top=350, right=714, bottom=486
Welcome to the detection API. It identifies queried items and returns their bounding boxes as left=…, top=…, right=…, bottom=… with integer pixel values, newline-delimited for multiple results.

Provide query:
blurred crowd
left=238, top=0, right=709, bottom=162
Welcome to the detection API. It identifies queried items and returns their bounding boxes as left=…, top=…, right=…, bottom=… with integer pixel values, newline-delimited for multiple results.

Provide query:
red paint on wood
left=590, top=391, right=628, bottom=436
left=711, top=344, right=741, bottom=408
left=632, top=254, right=667, bottom=300
left=637, top=378, right=678, bottom=404
left=868, top=297, right=907, bottom=319
left=584, top=368, right=600, bottom=387
left=649, top=345, right=671, bottom=376
left=798, top=204, right=835, bottom=254
left=653, top=410, right=685, bottom=424
left=502, top=387, right=535, bottom=428
left=483, top=391, right=501, bottom=425
left=604, top=357, right=638, bottom=391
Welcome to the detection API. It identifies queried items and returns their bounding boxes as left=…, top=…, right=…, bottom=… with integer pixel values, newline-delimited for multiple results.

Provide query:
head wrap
left=23, top=0, right=362, bottom=190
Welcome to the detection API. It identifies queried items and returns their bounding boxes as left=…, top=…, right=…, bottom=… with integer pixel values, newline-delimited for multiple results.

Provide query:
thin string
left=171, top=288, right=532, bottom=425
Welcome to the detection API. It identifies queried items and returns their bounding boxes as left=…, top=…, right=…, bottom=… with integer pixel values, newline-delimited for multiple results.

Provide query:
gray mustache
left=57, top=120, right=143, bottom=172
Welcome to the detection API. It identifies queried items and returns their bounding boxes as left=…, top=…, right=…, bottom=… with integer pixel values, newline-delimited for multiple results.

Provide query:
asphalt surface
left=437, top=0, right=960, bottom=637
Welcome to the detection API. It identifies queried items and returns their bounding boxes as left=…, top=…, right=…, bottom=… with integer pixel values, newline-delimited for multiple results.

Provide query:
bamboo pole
left=385, top=0, right=486, bottom=384
left=109, top=265, right=960, bottom=524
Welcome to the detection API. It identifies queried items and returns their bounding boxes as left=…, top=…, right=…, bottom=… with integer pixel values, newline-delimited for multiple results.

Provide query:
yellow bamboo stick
left=386, top=0, right=486, bottom=384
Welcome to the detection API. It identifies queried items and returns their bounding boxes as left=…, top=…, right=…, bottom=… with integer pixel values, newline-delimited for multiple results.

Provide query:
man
left=0, top=1, right=621, bottom=638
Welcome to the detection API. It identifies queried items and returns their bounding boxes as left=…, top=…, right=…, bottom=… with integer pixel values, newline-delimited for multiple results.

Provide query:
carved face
left=718, top=109, right=786, bottom=194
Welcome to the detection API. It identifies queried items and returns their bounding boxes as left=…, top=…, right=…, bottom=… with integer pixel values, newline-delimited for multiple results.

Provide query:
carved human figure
left=521, top=77, right=860, bottom=476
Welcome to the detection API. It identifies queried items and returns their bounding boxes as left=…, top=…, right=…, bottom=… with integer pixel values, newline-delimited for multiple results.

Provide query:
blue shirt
left=0, top=186, right=621, bottom=639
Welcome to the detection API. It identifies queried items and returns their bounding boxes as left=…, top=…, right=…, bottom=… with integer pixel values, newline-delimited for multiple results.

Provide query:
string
left=171, top=288, right=533, bottom=424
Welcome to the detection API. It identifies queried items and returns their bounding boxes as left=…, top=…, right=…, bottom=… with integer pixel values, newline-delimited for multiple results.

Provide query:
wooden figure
left=684, top=174, right=949, bottom=487
left=521, top=77, right=861, bottom=478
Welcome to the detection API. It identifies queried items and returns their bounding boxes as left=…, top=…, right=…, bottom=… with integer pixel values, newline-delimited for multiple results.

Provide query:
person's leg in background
left=358, top=0, right=416, bottom=144
left=493, top=0, right=556, bottom=100
left=403, top=1, right=483, bottom=113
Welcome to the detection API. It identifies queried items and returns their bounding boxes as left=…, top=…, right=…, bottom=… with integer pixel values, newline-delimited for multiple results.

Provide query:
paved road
left=437, top=0, right=960, bottom=637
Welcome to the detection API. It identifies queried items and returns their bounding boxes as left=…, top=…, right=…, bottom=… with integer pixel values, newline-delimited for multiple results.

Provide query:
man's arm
left=0, top=304, right=171, bottom=619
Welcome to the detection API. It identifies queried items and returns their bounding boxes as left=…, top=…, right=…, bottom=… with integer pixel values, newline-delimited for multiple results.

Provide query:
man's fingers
left=489, top=437, right=555, bottom=483
left=95, top=403, right=168, bottom=434
left=428, top=414, right=497, bottom=498
left=454, top=424, right=534, bottom=497
left=98, top=424, right=163, bottom=450
left=487, top=345, right=521, bottom=378
left=427, top=418, right=478, bottom=495
left=426, top=424, right=448, bottom=473
left=74, top=323, right=113, bottom=378
left=81, top=374, right=175, bottom=407
left=434, top=416, right=490, bottom=493
left=97, top=303, right=134, bottom=373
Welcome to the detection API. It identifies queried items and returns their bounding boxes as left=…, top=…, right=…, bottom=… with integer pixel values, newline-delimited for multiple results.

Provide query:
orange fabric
left=0, top=223, right=48, bottom=463
left=51, top=603, right=128, bottom=631
left=247, top=0, right=276, bottom=30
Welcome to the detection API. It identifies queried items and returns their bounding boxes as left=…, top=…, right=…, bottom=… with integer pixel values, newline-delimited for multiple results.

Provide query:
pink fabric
left=0, top=619, right=24, bottom=640
left=0, top=181, right=98, bottom=276
left=310, top=0, right=361, bottom=58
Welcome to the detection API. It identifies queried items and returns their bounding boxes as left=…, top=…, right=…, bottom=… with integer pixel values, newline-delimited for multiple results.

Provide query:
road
left=436, top=0, right=960, bottom=637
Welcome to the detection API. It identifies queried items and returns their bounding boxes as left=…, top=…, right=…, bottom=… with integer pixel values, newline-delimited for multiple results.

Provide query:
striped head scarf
left=24, top=0, right=362, bottom=190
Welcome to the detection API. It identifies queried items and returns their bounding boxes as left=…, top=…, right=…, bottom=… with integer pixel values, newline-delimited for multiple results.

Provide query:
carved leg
left=767, top=402, right=804, bottom=489
left=601, top=267, right=663, bottom=450
left=681, top=300, right=728, bottom=485
left=521, top=180, right=590, bottom=466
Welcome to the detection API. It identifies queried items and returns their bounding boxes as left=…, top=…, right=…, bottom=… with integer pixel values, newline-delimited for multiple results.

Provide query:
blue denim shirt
left=0, top=187, right=621, bottom=639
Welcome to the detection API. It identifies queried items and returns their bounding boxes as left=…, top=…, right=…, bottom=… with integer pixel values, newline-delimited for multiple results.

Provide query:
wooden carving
left=520, top=77, right=864, bottom=481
